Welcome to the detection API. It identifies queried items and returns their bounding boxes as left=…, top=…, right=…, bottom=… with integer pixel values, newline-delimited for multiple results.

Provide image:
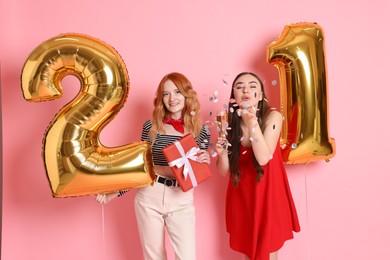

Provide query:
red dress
left=226, top=144, right=300, bottom=260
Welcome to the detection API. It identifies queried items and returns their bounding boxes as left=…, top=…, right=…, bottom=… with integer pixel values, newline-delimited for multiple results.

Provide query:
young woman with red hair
left=97, top=72, right=210, bottom=260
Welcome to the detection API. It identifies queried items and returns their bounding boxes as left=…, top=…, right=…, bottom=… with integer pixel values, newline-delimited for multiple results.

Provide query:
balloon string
left=101, top=204, right=106, bottom=259
left=304, top=166, right=311, bottom=260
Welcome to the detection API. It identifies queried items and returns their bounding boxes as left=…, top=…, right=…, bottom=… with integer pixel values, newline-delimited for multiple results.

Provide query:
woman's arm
left=242, top=109, right=282, bottom=166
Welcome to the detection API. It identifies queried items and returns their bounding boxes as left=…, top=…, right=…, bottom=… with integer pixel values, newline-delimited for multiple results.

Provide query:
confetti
left=229, top=107, right=234, bottom=113
left=272, top=80, right=278, bottom=86
left=240, top=136, right=245, bottom=142
left=242, top=150, right=247, bottom=155
left=190, top=111, right=196, bottom=116
left=210, top=150, right=218, bottom=157
left=292, top=143, right=297, bottom=149
left=223, top=79, right=228, bottom=86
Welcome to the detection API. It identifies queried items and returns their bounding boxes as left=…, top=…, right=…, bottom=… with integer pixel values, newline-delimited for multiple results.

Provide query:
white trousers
left=134, top=181, right=196, bottom=260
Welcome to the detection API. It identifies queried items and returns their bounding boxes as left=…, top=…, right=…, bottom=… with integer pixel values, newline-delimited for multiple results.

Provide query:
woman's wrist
left=217, top=150, right=228, bottom=156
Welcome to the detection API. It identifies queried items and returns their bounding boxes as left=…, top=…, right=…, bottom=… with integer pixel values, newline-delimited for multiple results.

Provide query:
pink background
left=1, top=0, right=390, bottom=259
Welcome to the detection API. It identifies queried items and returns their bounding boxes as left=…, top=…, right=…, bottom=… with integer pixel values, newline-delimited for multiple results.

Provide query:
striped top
left=117, top=120, right=210, bottom=197
left=142, top=120, right=210, bottom=166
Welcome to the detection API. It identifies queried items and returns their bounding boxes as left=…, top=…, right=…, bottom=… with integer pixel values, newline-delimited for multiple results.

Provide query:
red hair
left=150, top=72, right=202, bottom=143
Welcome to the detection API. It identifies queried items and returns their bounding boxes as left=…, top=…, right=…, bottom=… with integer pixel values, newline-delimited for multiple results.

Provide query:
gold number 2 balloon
left=267, top=22, right=336, bottom=164
left=21, top=33, right=155, bottom=197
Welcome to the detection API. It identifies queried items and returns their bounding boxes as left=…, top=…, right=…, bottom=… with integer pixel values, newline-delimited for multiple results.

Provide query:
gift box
left=162, top=134, right=212, bottom=192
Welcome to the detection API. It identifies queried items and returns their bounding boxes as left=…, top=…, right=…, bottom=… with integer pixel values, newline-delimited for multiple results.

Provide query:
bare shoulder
left=266, top=110, right=282, bottom=126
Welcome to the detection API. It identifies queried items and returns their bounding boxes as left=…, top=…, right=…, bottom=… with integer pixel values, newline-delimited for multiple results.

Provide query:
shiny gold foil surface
left=21, top=33, right=155, bottom=197
left=267, top=23, right=336, bottom=164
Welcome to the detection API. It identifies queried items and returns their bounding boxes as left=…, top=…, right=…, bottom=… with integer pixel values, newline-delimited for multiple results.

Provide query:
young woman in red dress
left=215, top=72, right=300, bottom=260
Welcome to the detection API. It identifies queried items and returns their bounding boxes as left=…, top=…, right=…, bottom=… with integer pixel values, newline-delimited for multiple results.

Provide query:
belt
left=155, top=175, right=179, bottom=187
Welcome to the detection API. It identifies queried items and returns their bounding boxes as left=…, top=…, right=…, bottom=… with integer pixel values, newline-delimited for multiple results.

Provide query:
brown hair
left=150, top=72, right=202, bottom=143
left=227, top=72, right=270, bottom=186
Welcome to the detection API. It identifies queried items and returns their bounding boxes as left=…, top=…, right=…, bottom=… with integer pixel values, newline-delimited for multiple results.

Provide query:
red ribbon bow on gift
left=163, top=117, right=185, bottom=133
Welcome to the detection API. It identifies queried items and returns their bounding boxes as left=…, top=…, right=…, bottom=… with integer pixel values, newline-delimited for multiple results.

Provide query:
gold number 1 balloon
left=21, top=33, right=155, bottom=197
left=267, top=22, right=336, bottom=164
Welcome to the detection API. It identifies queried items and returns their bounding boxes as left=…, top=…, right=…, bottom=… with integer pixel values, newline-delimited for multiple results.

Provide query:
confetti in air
left=205, top=76, right=234, bottom=158
left=292, top=143, right=297, bottom=149
left=190, top=111, right=196, bottom=116
left=272, top=80, right=278, bottom=86
left=242, top=150, right=247, bottom=155
left=223, top=79, right=228, bottom=86
left=209, top=88, right=219, bottom=103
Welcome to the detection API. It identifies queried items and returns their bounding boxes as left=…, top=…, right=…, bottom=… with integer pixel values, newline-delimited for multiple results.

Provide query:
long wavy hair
left=227, top=72, right=271, bottom=186
left=150, top=72, right=202, bottom=143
